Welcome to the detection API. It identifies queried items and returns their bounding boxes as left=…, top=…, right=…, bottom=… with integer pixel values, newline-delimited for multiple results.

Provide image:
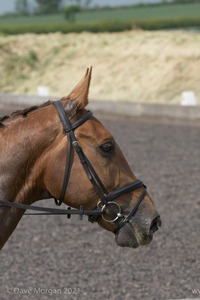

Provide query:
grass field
left=0, top=30, right=200, bottom=104
left=0, top=3, right=200, bottom=104
left=0, top=3, right=200, bottom=25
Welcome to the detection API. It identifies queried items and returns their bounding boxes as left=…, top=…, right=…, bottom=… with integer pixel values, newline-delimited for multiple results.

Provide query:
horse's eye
left=100, top=142, right=114, bottom=154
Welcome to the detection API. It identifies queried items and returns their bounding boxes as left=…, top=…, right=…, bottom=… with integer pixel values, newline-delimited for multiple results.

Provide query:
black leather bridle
left=0, top=101, right=147, bottom=234
left=52, top=101, right=147, bottom=233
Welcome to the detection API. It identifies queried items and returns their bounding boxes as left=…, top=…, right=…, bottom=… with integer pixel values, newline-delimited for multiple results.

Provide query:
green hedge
left=135, top=17, right=200, bottom=30
left=0, top=20, right=133, bottom=35
left=0, top=17, right=200, bottom=35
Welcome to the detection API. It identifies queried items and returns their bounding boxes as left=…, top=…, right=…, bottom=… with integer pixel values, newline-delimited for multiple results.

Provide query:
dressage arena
left=0, top=103, right=199, bottom=300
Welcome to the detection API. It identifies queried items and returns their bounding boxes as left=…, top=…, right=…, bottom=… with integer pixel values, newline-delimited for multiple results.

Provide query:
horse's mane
left=0, top=99, right=80, bottom=129
left=0, top=101, right=52, bottom=128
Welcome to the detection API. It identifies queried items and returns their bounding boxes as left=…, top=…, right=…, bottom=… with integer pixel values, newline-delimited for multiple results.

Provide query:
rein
left=0, top=200, right=102, bottom=219
left=0, top=101, right=147, bottom=234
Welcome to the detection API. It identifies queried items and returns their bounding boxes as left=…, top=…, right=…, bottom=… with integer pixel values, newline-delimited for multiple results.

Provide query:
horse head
left=43, top=67, right=161, bottom=248
left=0, top=67, right=161, bottom=250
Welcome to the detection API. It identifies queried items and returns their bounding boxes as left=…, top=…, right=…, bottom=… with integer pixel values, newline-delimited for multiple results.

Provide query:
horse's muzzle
left=115, top=214, right=161, bottom=248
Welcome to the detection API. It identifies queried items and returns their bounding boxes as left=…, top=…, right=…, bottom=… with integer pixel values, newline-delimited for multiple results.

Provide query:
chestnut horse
left=0, top=68, right=161, bottom=250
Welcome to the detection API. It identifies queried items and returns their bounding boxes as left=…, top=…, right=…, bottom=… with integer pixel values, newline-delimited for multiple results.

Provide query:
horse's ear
left=64, top=67, right=92, bottom=109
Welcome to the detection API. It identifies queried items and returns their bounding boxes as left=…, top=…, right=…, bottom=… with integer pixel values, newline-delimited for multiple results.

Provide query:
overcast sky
left=0, top=0, right=157, bottom=15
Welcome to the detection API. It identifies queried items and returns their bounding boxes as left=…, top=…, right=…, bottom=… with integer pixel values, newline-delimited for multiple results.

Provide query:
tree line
left=15, top=0, right=92, bottom=15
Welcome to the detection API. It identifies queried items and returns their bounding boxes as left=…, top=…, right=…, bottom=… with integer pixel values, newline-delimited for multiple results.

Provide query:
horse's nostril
left=150, top=216, right=162, bottom=234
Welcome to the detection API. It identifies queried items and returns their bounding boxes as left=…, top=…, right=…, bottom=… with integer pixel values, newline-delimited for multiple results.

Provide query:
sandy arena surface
left=0, top=104, right=199, bottom=300
left=0, top=30, right=200, bottom=105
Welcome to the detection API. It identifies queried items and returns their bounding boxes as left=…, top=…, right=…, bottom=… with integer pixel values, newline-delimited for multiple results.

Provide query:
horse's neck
left=0, top=106, right=57, bottom=250
left=0, top=206, right=25, bottom=250
left=0, top=106, right=57, bottom=202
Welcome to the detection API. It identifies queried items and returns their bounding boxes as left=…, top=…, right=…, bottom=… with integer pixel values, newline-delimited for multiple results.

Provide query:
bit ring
left=99, top=201, right=122, bottom=223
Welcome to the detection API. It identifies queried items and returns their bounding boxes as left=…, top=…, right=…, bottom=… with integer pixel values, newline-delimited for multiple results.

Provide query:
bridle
left=0, top=101, right=147, bottom=234
left=52, top=101, right=147, bottom=233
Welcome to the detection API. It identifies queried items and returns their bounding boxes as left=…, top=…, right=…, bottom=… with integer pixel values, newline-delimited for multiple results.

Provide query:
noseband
left=52, top=101, right=147, bottom=233
left=0, top=101, right=147, bottom=234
